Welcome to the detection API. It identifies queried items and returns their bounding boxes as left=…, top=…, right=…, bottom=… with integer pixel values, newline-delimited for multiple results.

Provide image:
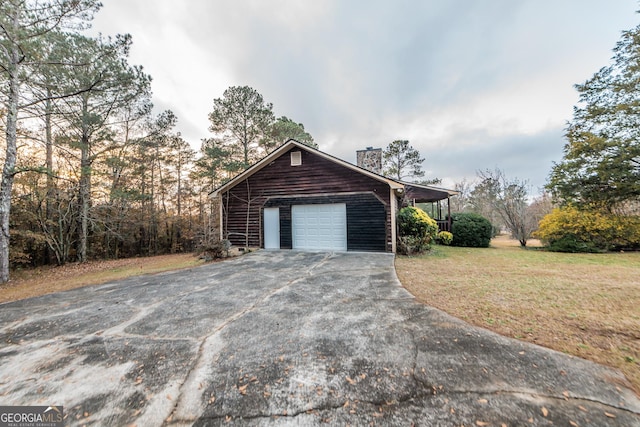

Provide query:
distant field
left=395, top=235, right=640, bottom=395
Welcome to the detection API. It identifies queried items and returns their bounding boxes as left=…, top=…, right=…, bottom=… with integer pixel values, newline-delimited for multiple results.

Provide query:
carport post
left=447, top=196, right=451, bottom=231
left=391, top=193, right=397, bottom=253
left=219, top=194, right=224, bottom=241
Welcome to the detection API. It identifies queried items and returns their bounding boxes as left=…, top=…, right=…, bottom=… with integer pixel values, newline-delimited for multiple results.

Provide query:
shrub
left=450, top=213, right=493, bottom=248
left=546, top=234, right=601, bottom=253
left=199, top=239, right=232, bottom=261
left=397, top=236, right=425, bottom=256
left=396, top=206, right=438, bottom=255
left=397, top=206, right=438, bottom=237
left=534, top=206, right=640, bottom=252
left=436, top=231, right=453, bottom=245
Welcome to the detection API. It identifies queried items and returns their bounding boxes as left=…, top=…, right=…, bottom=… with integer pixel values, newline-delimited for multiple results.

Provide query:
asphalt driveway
left=0, top=251, right=638, bottom=426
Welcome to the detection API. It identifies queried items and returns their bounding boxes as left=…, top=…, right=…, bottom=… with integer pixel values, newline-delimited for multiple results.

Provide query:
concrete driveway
left=0, top=251, right=638, bottom=426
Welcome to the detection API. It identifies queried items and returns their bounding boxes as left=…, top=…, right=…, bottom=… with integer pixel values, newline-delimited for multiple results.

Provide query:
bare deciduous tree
left=476, top=168, right=538, bottom=247
left=450, top=178, right=473, bottom=213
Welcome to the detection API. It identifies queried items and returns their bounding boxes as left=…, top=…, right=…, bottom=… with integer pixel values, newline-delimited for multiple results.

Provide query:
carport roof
left=403, top=182, right=458, bottom=202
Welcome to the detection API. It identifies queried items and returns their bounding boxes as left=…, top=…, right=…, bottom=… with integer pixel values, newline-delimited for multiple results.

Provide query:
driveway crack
left=165, top=253, right=333, bottom=425
left=189, top=395, right=430, bottom=424
left=439, top=388, right=640, bottom=415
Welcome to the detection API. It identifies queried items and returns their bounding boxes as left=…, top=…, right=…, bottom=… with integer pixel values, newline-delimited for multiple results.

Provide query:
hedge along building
left=210, top=139, right=457, bottom=253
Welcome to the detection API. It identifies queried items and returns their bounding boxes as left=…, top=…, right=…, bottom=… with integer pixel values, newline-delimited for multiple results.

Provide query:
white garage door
left=292, top=204, right=347, bottom=251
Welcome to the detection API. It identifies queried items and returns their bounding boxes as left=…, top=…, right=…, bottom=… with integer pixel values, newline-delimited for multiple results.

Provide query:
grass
left=395, top=235, right=640, bottom=395
left=0, top=253, right=207, bottom=304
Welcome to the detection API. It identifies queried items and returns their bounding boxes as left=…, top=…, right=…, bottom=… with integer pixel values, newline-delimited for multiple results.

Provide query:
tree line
left=0, top=1, right=314, bottom=283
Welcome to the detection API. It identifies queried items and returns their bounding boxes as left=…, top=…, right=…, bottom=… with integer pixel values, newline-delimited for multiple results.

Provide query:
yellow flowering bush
left=534, top=206, right=640, bottom=252
left=397, top=206, right=439, bottom=255
left=436, top=231, right=453, bottom=246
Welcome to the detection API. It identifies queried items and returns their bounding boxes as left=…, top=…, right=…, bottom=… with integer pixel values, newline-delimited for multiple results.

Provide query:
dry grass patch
left=395, top=235, right=640, bottom=395
left=0, top=253, right=208, bottom=304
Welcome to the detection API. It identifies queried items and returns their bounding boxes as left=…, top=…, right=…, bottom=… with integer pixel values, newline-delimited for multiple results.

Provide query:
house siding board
left=346, top=197, right=386, bottom=251
left=280, top=205, right=292, bottom=249
left=222, top=148, right=393, bottom=251
left=223, top=187, right=265, bottom=248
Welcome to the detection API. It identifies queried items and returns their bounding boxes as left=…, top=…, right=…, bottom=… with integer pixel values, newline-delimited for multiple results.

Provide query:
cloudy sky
left=90, top=1, right=638, bottom=191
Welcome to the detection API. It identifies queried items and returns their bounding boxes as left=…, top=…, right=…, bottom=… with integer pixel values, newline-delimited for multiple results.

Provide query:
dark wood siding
left=279, top=205, right=292, bottom=249
left=221, top=148, right=393, bottom=251
left=346, top=195, right=386, bottom=251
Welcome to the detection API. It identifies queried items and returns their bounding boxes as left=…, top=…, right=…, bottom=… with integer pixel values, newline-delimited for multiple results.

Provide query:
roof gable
left=210, top=139, right=403, bottom=196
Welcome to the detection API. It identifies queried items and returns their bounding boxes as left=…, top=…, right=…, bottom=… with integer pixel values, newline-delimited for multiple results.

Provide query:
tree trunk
left=0, top=21, right=21, bottom=283
left=175, top=148, right=182, bottom=252
left=44, top=92, right=54, bottom=264
left=78, top=99, right=91, bottom=262
left=148, top=146, right=157, bottom=255
left=78, top=147, right=91, bottom=262
left=78, top=144, right=91, bottom=262
left=0, top=82, right=19, bottom=282
left=243, top=125, right=249, bottom=167
left=45, top=93, right=53, bottom=217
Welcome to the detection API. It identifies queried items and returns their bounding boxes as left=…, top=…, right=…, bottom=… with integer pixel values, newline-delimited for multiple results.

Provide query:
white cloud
left=89, top=0, right=639, bottom=192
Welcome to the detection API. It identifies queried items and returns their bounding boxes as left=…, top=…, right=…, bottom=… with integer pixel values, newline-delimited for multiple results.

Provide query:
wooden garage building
left=211, top=140, right=456, bottom=253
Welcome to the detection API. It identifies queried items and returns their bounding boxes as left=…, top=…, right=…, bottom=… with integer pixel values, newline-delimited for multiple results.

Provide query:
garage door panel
left=292, top=204, right=347, bottom=251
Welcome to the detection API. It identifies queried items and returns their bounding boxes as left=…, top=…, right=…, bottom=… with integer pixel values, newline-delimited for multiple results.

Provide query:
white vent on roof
left=291, top=151, right=302, bottom=166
